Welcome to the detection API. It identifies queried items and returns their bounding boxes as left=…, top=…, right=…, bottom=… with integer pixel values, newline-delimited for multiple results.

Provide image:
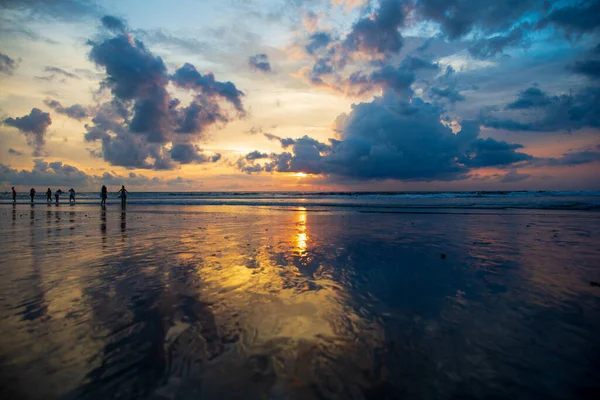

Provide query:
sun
left=294, top=172, right=308, bottom=178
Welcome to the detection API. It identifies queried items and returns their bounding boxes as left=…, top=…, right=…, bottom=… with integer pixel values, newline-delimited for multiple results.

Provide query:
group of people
left=11, top=185, right=130, bottom=206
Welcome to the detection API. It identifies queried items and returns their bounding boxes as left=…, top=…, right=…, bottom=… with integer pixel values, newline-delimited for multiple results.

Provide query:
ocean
left=3, top=190, right=600, bottom=211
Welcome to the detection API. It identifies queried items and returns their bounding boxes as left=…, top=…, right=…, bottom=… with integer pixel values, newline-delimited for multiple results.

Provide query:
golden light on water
left=296, top=207, right=308, bottom=253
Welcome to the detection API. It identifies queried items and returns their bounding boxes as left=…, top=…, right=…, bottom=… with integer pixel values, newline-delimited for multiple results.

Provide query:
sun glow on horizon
left=294, top=172, right=308, bottom=178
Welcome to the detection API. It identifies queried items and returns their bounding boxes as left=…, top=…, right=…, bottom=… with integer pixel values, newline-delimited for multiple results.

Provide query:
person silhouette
left=55, top=189, right=64, bottom=204
left=29, top=188, right=36, bottom=203
left=12, top=187, right=16, bottom=203
left=117, top=185, right=130, bottom=207
left=101, top=185, right=108, bottom=207
left=46, top=188, right=52, bottom=202
left=68, top=188, right=76, bottom=203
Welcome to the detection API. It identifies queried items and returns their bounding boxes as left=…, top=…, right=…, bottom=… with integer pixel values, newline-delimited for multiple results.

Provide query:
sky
left=0, top=0, right=599, bottom=192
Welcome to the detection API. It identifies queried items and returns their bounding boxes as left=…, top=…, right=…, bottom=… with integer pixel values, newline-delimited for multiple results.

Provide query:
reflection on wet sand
left=101, top=208, right=107, bottom=248
left=0, top=206, right=599, bottom=399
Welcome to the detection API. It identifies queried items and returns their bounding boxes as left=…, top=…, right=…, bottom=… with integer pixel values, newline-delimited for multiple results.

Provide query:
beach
left=1, top=200, right=599, bottom=399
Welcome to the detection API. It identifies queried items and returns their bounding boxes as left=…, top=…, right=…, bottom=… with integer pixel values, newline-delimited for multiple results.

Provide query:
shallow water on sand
left=0, top=204, right=599, bottom=399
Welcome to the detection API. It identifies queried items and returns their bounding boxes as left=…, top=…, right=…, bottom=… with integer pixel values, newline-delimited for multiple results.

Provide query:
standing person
left=12, top=187, right=16, bottom=203
left=100, top=185, right=108, bottom=207
left=29, top=188, right=36, bottom=203
left=68, top=188, right=76, bottom=203
left=55, top=189, right=64, bottom=204
left=117, top=185, right=129, bottom=207
left=46, top=188, right=52, bottom=202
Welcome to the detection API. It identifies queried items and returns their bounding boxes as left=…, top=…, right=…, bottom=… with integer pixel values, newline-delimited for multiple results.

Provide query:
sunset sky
left=1, top=0, right=599, bottom=191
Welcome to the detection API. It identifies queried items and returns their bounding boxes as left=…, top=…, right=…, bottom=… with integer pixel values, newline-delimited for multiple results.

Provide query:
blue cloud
left=248, top=53, right=272, bottom=73
left=0, top=52, right=19, bottom=74
left=84, top=16, right=245, bottom=170
left=238, top=95, right=534, bottom=181
left=3, top=108, right=52, bottom=156
left=44, top=99, right=90, bottom=120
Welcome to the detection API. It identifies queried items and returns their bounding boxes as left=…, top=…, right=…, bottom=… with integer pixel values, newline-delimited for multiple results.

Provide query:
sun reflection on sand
left=295, top=207, right=308, bottom=254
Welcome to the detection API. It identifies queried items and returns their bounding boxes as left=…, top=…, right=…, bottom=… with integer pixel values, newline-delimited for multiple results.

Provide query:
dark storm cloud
left=248, top=53, right=272, bottom=73
left=538, top=0, right=600, bottom=34
left=3, top=108, right=52, bottom=156
left=0, top=52, right=19, bottom=74
left=482, top=86, right=600, bottom=132
left=343, top=0, right=405, bottom=56
left=505, top=87, right=551, bottom=110
left=570, top=59, right=600, bottom=80
left=460, top=138, right=532, bottom=168
left=0, top=0, right=101, bottom=20
left=44, top=99, right=90, bottom=120
left=8, top=148, right=23, bottom=156
left=414, top=0, right=543, bottom=39
left=84, top=16, right=245, bottom=170
left=239, top=95, right=534, bottom=181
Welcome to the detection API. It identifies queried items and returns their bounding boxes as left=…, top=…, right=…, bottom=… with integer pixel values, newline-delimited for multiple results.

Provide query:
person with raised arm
left=117, top=185, right=130, bottom=207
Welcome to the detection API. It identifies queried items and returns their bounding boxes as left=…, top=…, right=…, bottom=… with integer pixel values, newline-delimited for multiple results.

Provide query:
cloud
left=239, top=93, right=534, bottom=181
left=83, top=16, right=245, bottom=170
left=3, top=108, right=52, bottom=156
left=8, top=148, right=23, bottom=156
left=500, top=169, right=531, bottom=183
left=327, top=56, right=439, bottom=96
left=248, top=53, right=272, bottom=73
left=245, top=151, right=269, bottom=161
left=468, top=24, right=531, bottom=59
left=101, top=14, right=127, bottom=32
left=0, top=0, right=101, bottom=20
left=134, top=29, right=209, bottom=54
left=538, top=0, right=600, bottom=34
left=0, top=159, right=194, bottom=188
left=531, top=150, right=600, bottom=167
left=170, top=62, right=245, bottom=113
left=343, top=0, right=405, bottom=56
left=570, top=59, right=600, bottom=80
left=169, top=143, right=221, bottom=164
left=43, top=66, right=80, bottom=79
left=504, top=87, right=551, bottom=110
left=482, top=85, right=600, bottom=132
left=0, top=52, right=19, bottom=74
left=306, top=31, right=332, bottom=55
left=44, top=99, right=90, bottom=120
left=414, top=0, right=542, bottom=39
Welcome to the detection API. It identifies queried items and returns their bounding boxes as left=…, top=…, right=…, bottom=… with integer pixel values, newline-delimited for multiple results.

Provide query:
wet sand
left=1, top=204, right=599, bottom=399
